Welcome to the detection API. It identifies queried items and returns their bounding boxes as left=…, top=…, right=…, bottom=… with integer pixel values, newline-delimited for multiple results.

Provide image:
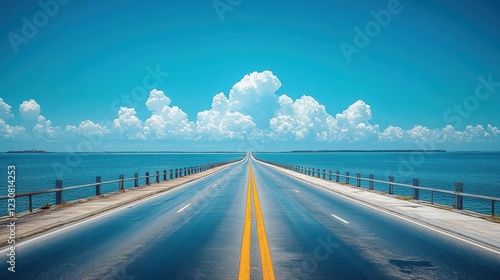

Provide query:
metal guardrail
left=257, top=159, right=500, bottom=217
left=0, top=159, right=241, bottom=213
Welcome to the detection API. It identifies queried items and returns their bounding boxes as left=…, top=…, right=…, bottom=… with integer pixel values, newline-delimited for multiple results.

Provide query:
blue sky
left=0, top=0, right=499, bottom=151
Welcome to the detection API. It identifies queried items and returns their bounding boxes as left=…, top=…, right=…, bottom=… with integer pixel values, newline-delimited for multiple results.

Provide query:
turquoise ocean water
left=254, top=152, right=500, bottom=215
left=0, top=153, right=244, bottom=214
left=1, top=152, right=499, bottom=215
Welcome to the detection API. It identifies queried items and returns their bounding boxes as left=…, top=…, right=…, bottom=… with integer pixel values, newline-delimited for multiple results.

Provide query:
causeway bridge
left=1, top=153, right=499, bottom=279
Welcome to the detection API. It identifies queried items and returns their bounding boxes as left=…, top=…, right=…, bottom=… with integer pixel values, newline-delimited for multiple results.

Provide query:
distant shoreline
left=6, top=149, right=48, bottom=153
left=286, top=149, right=447, bottom=153
left=3, top=149, right=500, bottom=154
left=2, top=151, right=244, bottom=154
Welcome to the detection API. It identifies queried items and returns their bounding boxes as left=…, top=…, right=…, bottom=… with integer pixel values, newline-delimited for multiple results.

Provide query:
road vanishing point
left=1, top=154, right=500, bottom=279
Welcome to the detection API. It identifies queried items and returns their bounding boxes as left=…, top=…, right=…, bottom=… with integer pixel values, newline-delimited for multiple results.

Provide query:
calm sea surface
left=254, top=152, right=500, bottom=215
left=0, top=153, right=244, bottom=214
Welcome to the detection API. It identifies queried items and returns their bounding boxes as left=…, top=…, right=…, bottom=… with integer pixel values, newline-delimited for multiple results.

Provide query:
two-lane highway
left=1, top=155, right=500, bottom=279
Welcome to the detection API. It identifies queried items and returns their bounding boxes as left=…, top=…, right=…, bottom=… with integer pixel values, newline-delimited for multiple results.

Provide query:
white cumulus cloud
left=33, top=115, right=62, bottom=138
left=0, top=98, right=13, bottom=120
left=380, top=125, right=405, bottom=141
left=19, top=99, right=41, bottom=120
left=113, top=107, right=146, bottom=140
left=0, top=119, right=25, bottom=139
left=270, top=95, right=331, bottom=140
left=144, top=89, right=194, bottom=139
left=145, top=89, right=172, bottom=113
left=65, top=120, right=109, bottom=137
left=227, top=70, right=281, bottom=127
left=2, top=70, right=499, bottom=148
left=18, top=99, right=62, bottom=138
left=196, top=92, right=256, bottom=140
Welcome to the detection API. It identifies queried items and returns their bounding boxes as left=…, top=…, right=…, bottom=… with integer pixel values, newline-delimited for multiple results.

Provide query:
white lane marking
left=294, top=190, right=300, bottom=193
left=257, top=161, right=500, bottom=255
left=331, top=214, right=350, bottom=224
left=0, top=160, right=246, bottom=254
left=177, top=203, right=191, bottom=213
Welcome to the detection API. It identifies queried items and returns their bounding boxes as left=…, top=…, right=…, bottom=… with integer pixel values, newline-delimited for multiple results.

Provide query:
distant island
left=288, top=150, right=447, bottom=153
left=6, top=149, right=48, bottom=153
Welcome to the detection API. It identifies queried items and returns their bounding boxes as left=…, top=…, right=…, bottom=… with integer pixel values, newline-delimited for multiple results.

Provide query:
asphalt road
left=1, top=157, right=499, bottom=279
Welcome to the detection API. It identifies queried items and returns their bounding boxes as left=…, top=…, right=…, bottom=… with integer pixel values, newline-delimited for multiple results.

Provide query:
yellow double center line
left=238, top=163, right=275, bottom=280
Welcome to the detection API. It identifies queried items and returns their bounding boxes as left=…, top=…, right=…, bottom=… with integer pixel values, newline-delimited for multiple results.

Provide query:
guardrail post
left=163, top=170, right=167, bottom=181
left=413, top=179, right=420, bottom=200
left=336, top=170, right=340, bottom=182
left=322, top=169, right=326, bottom=179
left=369, top=174, right=374, bottom=190
left=29, top=195, right=33, bottom=212
left=119, top=175, right=124, bottom=190
left=146, top=172, right=150, bottom=185
left=356, top=173, right=361, bottom=188
left=175, top=168, right=178, bottom=178
left=96, top=176, right=102, bottom=195
left=346, top=172, right=350, bottom=185
left=317, top=168, right=320, bottom=178
left=55, top=179, right=63, bottom=205
left=329, top=170, right=332, bottom=181
left=184, top=167, right=187, bottom=177
left=388, top=175, right=394, bottom=194
left=156, top=171, right=160, bottom=183
left=455, top=182, right=463, bottom=210
left=134, top=173, right=139, bottom=187
left=492, top=201, right=495, bottom=217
